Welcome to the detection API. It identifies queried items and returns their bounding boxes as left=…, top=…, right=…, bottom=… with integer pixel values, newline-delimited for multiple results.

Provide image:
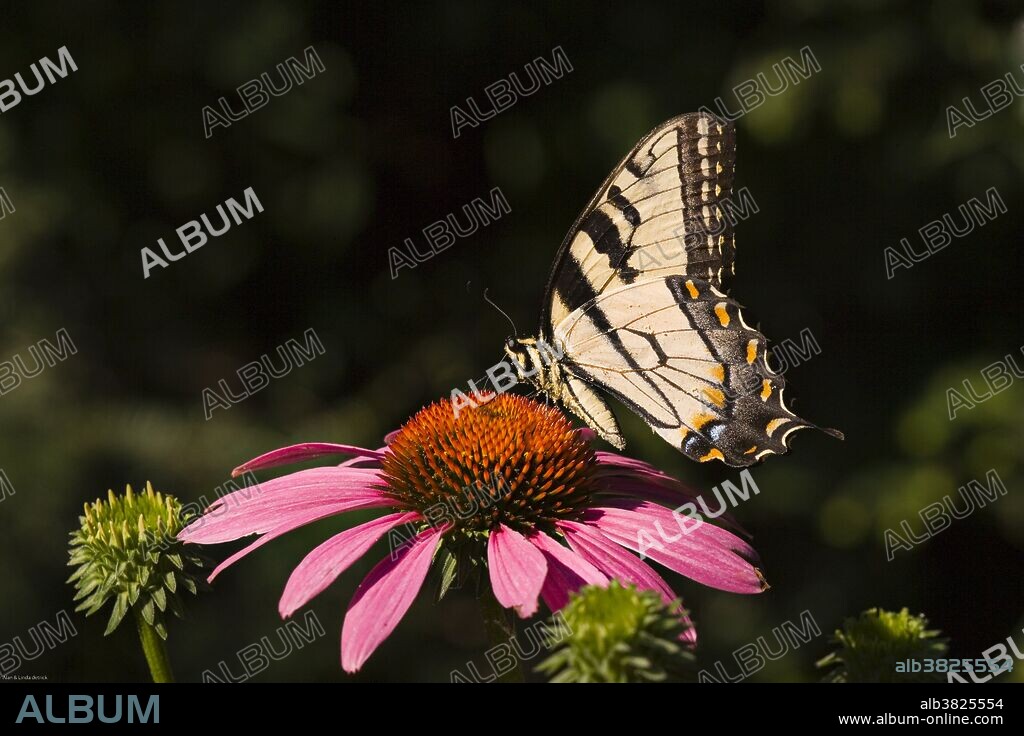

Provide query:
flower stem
left=134, top=609, right=174, bottom=683
left=479, top=585, right=524, bottom=682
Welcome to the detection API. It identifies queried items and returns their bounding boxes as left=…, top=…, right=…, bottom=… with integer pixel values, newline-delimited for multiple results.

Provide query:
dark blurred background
left=1, top=0, right=1021, bottom=682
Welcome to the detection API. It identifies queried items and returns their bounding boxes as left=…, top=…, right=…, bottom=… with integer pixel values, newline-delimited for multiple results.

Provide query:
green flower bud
left=537, top=581, right=695, bottom=683
left=817, top=607, right=949, bottom=683
left=67, top=482, right=203, bottom=640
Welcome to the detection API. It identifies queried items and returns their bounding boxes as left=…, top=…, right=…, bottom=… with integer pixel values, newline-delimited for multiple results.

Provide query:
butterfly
left=503, top=112, right=841, bottom=467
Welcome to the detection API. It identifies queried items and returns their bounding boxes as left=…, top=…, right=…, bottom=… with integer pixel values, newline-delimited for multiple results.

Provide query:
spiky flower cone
left=817, top=607, right=949, bottom=683
left=537, top=581, right=695, bottom=683
left=67, top=482, right=203, bottom=640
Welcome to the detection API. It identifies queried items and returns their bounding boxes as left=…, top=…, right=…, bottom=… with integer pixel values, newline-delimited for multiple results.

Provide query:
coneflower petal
left=592, top=477, right=746, bottom=537
left=341, top=526, right=444, bottom=673
left=557, top=520, right=679, bottom=604
left=203, top=498, right=401, bottom=583
left=206, top=523, right=293, bottom=583
left=592, top=476, right=700, bottom=506
left=594, top=451, right=691, bottom=483
left=338, top=448, right=388, bottom=468
left=179, top=468, right=394, bottom=544
left=232, top=442, right=385, bottom=477
left=487, top=524, right=548, bottom=618
left=582, top=500, right=766, bottom=594
left=557, top=519, right=697, bottom=644
left=279, top=511, right=421, bottom=618
left=529, top=531, right=608, bottom=611
left=593, top=452, right=745, bottom=534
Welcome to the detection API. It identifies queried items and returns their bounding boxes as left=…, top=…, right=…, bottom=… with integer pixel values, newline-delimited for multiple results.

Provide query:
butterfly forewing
left=542, top=113, right=737, bottom=335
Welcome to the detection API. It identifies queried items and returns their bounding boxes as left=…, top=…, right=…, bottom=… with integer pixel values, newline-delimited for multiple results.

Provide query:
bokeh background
left=1, top=0, right=1022, bottom=683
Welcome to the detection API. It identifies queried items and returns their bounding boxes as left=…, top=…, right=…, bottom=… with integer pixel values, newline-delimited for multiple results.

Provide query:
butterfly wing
left=553, top=275, right=819, bottom=466
left=538, top=112, right=835, bottom=464
left=541, top=112, right=737, bottom=336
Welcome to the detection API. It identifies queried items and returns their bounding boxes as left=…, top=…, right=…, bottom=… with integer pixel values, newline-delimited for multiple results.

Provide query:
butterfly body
left=504, top=335, right=626, bottom=450
left=508, top=112, right=839, bottom=467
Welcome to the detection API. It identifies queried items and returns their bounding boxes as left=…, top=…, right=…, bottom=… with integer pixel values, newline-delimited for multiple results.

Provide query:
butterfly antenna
left=484, top=288, right=518, bottom=336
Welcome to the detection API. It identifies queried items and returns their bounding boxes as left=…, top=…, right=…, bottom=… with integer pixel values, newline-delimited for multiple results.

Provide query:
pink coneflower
left=179, top=394, right=766, bottom=673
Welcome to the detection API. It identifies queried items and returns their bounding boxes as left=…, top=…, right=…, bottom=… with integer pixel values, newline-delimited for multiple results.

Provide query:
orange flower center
left=380, top=395, right=597, bottom=532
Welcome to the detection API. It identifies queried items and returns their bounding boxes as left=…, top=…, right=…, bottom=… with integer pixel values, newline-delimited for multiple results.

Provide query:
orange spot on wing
left=760, top=380, right=772, bottom=401
left=685, top=280, right=699, bottom=299
left=744, top=446, right=758, bottom=455
left=714, top=303, right=730, bottom=327
left=692, top=413, right=716, bottom=430
left=699, top=449, right=725, bottom=463
left=710, top=364, right=725, bottom=383
left=704, top=387, right=726, bottom=408
left=746, top=340, right=757, bottom=365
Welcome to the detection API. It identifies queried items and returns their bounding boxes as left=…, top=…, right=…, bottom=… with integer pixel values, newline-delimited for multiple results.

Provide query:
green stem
left=479, top=585, right=524, bottom=683
left=134, top=609, right=174, bottom=683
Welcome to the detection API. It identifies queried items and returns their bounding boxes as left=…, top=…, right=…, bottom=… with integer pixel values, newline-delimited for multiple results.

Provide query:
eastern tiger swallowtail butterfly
left=503, top=112, right=841, bottom=467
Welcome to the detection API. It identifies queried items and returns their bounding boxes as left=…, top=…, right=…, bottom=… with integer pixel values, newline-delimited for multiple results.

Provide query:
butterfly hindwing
left=556, top=371, right=625, bottom=450
left=551, top=275, right=813, bottom=466
left=542, top=113, right=737, bottom=335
